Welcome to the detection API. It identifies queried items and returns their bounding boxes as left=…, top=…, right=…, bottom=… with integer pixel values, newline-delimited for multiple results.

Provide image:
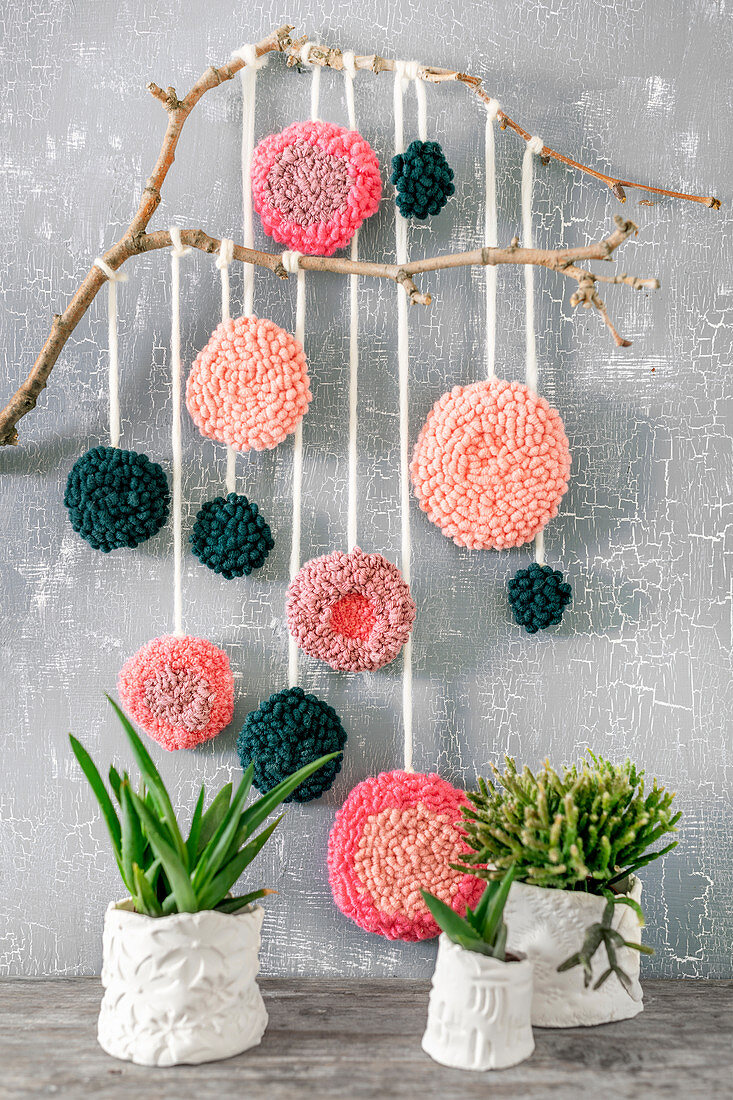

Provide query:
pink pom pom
left=328, top=771, right=484, bottom=941
left=411, top=378, right=571, bottom=549
left=117, top=635, right=234, bottom=751
left=186, top=315, right=311, bottom=451
left=251, top=121, right=382, bottom=255
left=286, top=547, right=416, bottom=672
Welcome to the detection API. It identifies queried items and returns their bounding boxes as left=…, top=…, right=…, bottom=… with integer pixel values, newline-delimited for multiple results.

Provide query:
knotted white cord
left=169, top=227, right=191, bottom=638
left=341, top=53, right=360, bottom=552
left=521, top=135, right=546, bottom=566
left=483, top=98, right=501, bottom=381
left=341, top=50, right=357, bottom=130
left=231, top=44, right=269, bottom=317
left=281, top=248, right=306, bottom=687
left=299, top=43, right=321, bottom=122
left=215, top=238, right=237, bottom=494
left=94, top=257, right=128, bottom=448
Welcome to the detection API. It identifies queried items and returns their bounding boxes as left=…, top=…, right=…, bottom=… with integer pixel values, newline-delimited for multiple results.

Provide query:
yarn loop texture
left=237, top=686, right=347, bottom=802
left=118, top=635, right=234, bottom=751
left=286, top=547, right=416, bottom=672
left=411, top=378, right=571, bottom=549
left=190, top=493, right=274, bottom=579
left=328, top=771, right=484, bottom=941
left=64, top=446, right=169, bottom=553
left=507, top=562, right=572, bottom=633
left=391, top=140, right=455, bottom=219
left=251, top=120, right=382, bottom=255
left=186, top=315, right=311, bottom=452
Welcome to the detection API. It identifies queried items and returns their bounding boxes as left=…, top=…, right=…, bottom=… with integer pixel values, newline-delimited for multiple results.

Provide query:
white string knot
left=94, top=257, right=128, bottom=283
left=394, top=58, right=421, bottom=88
left=484, top=97, right=501, bottom=122
left=231, top=44, right=269, bottom=70
left=299, top=42, right=314, bottom=64
left=215, top=237, right=234, bottom=269
left=527, top=135, right=544, bottom=156
left=281, top=250, right=303, bottom=274
left=341, top=49, right=357, bottom=79
left=169, top=226, right=191, bottom=257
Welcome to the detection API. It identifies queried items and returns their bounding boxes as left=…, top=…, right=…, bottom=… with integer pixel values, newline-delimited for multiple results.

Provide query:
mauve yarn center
left=265, top=140, right=351, bottom=227
left=329, top=593, right=377, bottom=641
left=144, top=665, right=214, bottom=732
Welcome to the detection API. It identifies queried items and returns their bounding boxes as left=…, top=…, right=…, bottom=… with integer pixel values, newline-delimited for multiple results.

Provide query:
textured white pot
left=422, top=935, right=535, bottom=1072
left=98, top=900, right=268, bottom=1066
left=505, top=877, right=644, bottom=1027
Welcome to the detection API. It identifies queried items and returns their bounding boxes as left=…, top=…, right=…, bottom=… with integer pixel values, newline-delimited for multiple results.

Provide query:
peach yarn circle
left=251, top=120, right=382, bottom=256
left=411, top=377, right=571, bottom=550
left=286, top=547, right=416, bottom=672
left=117, top=634, right=234, bottom=751
left=185, top=315, right=311, bottom=452
left=328, top=771, right=483, bottom=941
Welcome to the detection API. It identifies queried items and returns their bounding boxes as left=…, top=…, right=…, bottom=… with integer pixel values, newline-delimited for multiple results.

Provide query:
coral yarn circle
left=117, top=635, right=234, bottom=751
left=410, top=378, right=571, bottom=549
left=251, top=120, right=382, bottom=255
left=286, top=547, right=416, bottom=672
left=328, top=771, right=483, bottom=941
left=185, top=315, right=311, bottom=452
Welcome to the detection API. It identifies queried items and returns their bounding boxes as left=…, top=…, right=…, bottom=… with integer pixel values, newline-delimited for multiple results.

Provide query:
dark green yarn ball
left=237, top=687, right=347, bottom=803
left=391, top=140, right=455, bottom=219
left=64, top=445, right=169, bottom=553
left=507, top=563, right=572, bottom=634
left=190, top=493, right=274, bottom=579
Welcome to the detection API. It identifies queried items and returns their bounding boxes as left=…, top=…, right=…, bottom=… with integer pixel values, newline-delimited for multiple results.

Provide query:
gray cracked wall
left=1, top=0, right=731, bottom=978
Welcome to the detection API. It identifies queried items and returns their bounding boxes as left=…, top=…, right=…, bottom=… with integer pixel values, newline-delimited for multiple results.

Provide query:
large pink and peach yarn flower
left=117, top=635, right=234, bottom=751
left=286, top=547, right=416, bottom=672
left=411, top=377, right=571, bottom=550
left=186, top=315, right=311, bottom=452
left=328, top=771, right=483, bottom=941
left=251, top=120, right=382, bottom=255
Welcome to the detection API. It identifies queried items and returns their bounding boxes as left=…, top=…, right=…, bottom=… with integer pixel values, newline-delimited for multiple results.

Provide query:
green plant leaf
left=120, top=780, right=145, bottom=892
left=623, top=941, right=654, bottom=954
left=215, top=889, right=275, bottom=914
left=132, top=862, right=163, bottom=917
left=108, top=765, right=123, bottom=803
left=478, top=865, right=516, bottom=942
left=186, top=786, right=205, bottom=867
left=421, top=890, right=489, bottom=954
left=192, top=770, right=258, bottom=893
left=128, top=788, right=197, bottom=913
left=237, top=753, right=340, bottom=838
left=196, top=783, right=233, bottom=858
left=608, top=894, right=646, bottom=926
left=69, top=735, right=122, bottom=862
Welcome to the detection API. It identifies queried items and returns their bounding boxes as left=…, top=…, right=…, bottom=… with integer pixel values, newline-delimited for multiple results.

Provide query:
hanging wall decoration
left=64, top=259, right=170, bottom=553
left=392, top=141, right=455, bottom=220
left=118, top=230, right=234, bottom=751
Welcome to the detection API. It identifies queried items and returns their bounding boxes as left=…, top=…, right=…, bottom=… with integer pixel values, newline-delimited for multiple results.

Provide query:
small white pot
left=505, top=878, right=644, bottom=1027
left=98, top=900, right=268, bottom=1066
left=422, top=935, right=535, bottom=1072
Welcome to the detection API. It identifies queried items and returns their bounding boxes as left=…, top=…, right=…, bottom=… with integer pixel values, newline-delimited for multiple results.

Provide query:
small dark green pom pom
left=190, top=493, right=274, bottom=579
left=391, top=140, right=455, bottom=219
left=64, top=446, right=169, bottom=553
left=237, top=686, right=347, bottom=803
left=507, top=563, right=572, bottom=634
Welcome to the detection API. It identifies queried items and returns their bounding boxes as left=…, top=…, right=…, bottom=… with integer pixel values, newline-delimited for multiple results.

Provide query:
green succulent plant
left=421, top=866, right=516, bottom=960
left=70, top=696, right=339, bottom=917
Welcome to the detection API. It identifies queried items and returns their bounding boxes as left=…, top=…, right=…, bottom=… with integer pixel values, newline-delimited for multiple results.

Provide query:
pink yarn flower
left=411, top=378, right=571, bottom=550
left=117, top=635, right=234, bottom=751
left=328, top=771, right=484, bottom=941
left=251, top=121, right=382, bottom=255
left=286, top=547, right=416, bottom=672
left=185, top=315, right=311, bottom=452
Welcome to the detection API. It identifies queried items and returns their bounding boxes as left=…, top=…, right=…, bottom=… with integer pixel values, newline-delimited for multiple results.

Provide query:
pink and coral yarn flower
left=251, top=120, right=382, bottom=256
left=328, top=771, right=484, bottom=941
left=411, top=377, right=571, bottom=550
left=186, top=315, right=311, bottom=452
left=117, top=634, right=234, bottom=751
left=286, top=546, right=416, bottom=672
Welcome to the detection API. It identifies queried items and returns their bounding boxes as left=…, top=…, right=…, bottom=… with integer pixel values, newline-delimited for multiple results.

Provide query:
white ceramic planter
left=505, top=877, right=644, bottom=1027
left=98, top=900, right=268, bottom=1066
left=422, top=935, right=535, bottom=1071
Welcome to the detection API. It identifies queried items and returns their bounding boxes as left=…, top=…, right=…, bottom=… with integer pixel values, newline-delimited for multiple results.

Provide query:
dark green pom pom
left=391, top=140, right=455, bottom=219
left=237, top=687, right=347, bottom=803
left=507, top=563, right=572, bottom=634
left=190, top=493, right=274, bottom=579
left=64, top=445, right=169, bottom=553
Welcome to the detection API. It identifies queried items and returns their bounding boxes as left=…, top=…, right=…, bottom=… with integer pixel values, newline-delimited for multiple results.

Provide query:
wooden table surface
left=2, top=978, right=731, bottom=1099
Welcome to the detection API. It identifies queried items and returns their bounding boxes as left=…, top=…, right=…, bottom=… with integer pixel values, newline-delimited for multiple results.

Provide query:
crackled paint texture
left=0, top=0, right=730, bottom=977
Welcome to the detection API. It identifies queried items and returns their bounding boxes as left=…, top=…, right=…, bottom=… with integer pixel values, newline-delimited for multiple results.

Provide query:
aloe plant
left=421, top=866, right=516, bottom=960
left=70, top=696, right=339, bottom=917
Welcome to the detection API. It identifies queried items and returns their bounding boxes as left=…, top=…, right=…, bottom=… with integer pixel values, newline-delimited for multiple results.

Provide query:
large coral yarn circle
left=251, top=121, right=382, bottom=255
left=411, top=378, right=571, bottom=549
left=328, top=771, right=483, bottom=941
left=286, top=547, right=416, bottom=672
left=117, top=635, right=234, bottom=751
left=185, top=315, right=311, bottom=452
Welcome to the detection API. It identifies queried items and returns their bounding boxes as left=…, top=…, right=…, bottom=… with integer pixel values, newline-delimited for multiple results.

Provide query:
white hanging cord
left=215, top=238, right=237, bottom=495
left=282, top=250, right=306, bottom=687
left=483, top=98, right=501, bottom=381
left=521, top=135, right=546, bottom=566
left=231, top=44, right=269, bottom=317
left=299, top=43, right=321, bottom=122
left=169, top=227, right=191, bottom=639
left=341, top=52, right=360, bottom=552
left=342, top=50, right=357, bottom=130
left=94, top=258, right=128, bottom=448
